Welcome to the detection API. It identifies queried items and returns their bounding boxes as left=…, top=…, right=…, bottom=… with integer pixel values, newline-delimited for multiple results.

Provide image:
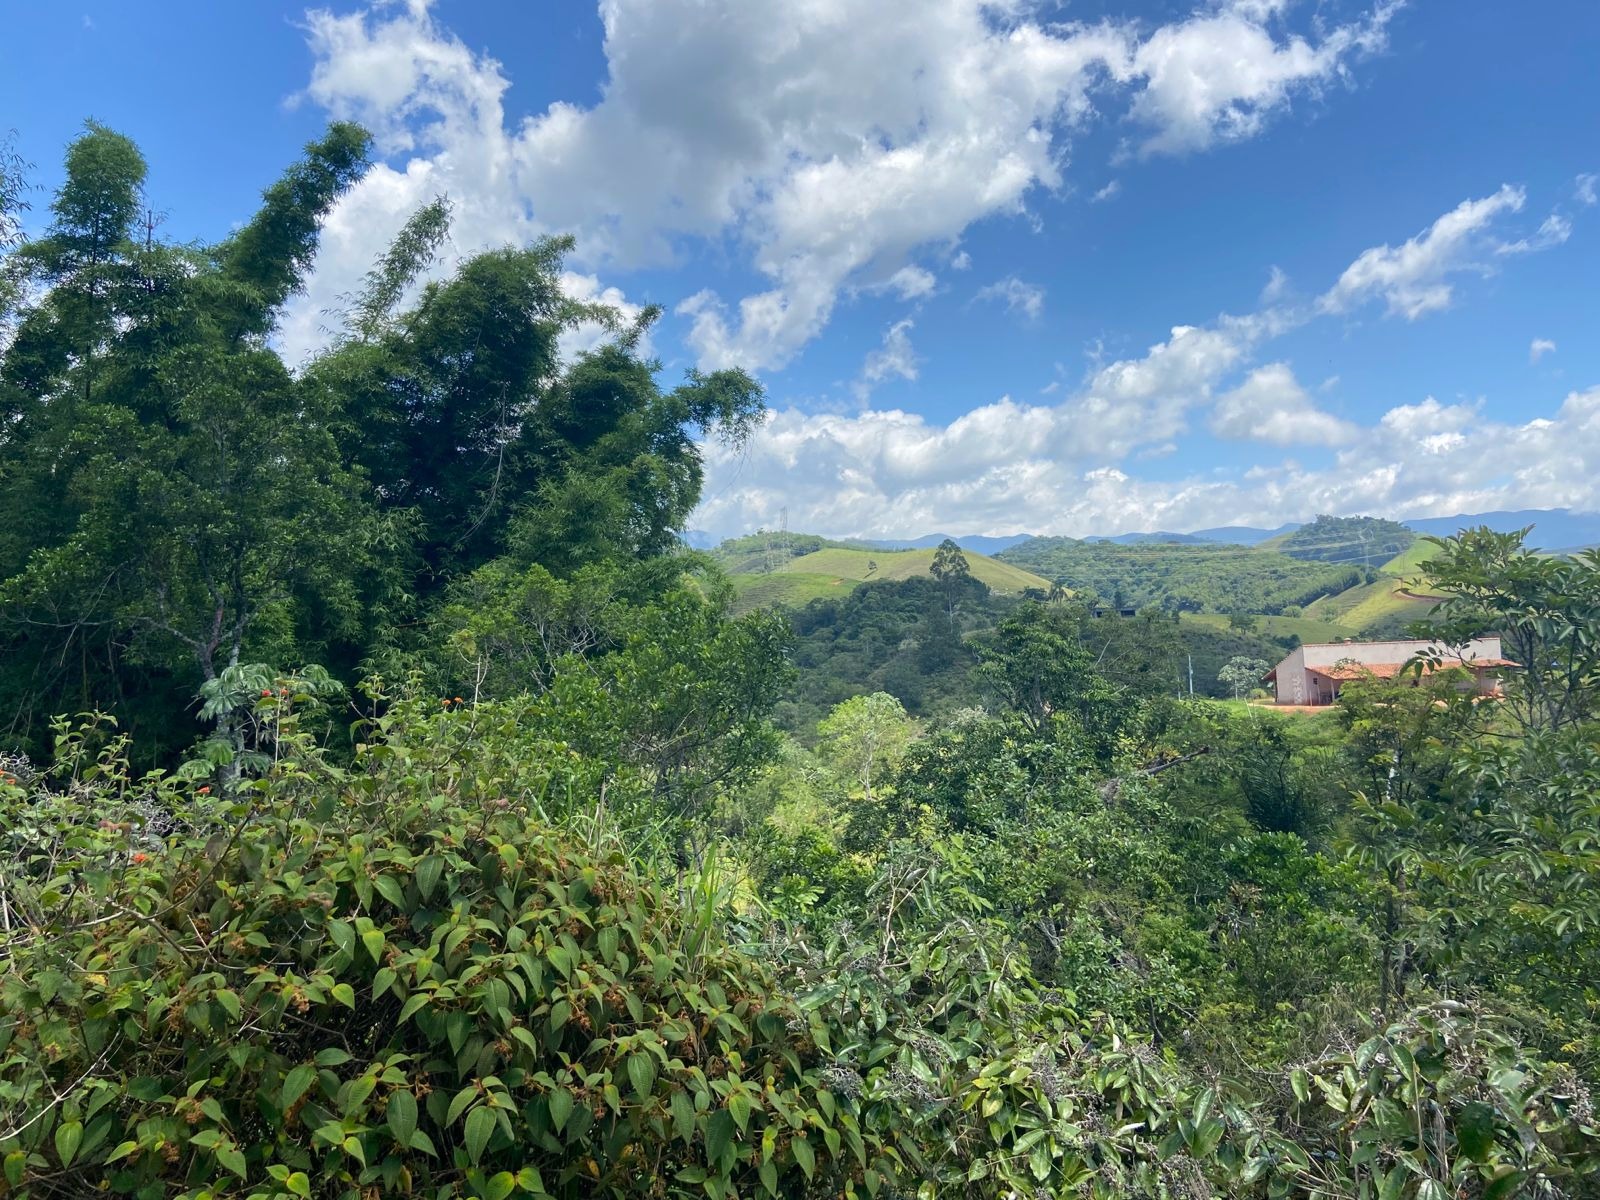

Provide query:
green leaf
left=282, top=1064, right=317, bottom=1109
left=482, top=1171, right=516, bottom=1200
left=217, top=1145, right=248, bottom=1178
left=1482, top=1171, right=1526, bottom=1200
left=416, top=855, right=444, bottom=902
left=327, top=919, right=355, bottom=957
left=55, top=1120, right=83, bottom=1167
left=671, top=1089, right=696, bottom=1143
left=330, top=982, right=357, bottom=1009
left=1456, top=1101, right=1498, bottom=1162
left=792, top=1135, right=815, bottom=1180
left=374, top=873, right=407, bottom=908
left=373, top=967, right=397, bottom=999
left=286, top=1172, right=312, bottom=1198
left=728, top=1091, right=751, bottom=1133
left=387, top=1090, right=418, bottom=1147
left=705, top=1109, right=735, bottom=1168
left=464, top=1106, right=496, bottom=1164
left=627, top=1053, right=657, bottom=1102
left=362, top=928, right=386, bottom=963
left=214, top=988, right=242, bottom=1021
left=549, top=1088, right=575, bottom=1135
left=1289, top=1068, right=1309, bottom=1104
left=2, top=1152, right=21, bottom=1188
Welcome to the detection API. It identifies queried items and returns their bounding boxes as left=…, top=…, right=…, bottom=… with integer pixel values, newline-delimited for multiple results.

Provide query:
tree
left=1417, top=527, right=1600, bottom=732
left=817, top=691, right=919, bottom=801
left=1218, top=655, right=1269, bottom=700
left=974, top=602, right=1133, bottom=760
left=929, top=537, right=971, bottom=627
left=1228, top=611, right=1259, bottom=633
left=0, top=123, right=382, bottom=762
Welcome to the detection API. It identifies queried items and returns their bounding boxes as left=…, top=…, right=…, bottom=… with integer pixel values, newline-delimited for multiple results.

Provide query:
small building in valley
left=1263, top=637, right=1515, bottom=706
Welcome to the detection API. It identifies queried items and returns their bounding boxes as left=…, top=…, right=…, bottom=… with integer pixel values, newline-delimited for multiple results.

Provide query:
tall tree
left=0, top=123, right=379, bottom=759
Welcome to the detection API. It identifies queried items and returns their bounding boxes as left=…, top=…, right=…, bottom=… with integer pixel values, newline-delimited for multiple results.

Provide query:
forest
left=994, top=537, right=1377, bottom=615
left=1, top=123, right=1598, bottom=1200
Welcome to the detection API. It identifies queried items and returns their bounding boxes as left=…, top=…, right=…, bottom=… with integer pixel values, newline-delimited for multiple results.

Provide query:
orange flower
left=197, top=786, right=212, bottom=795
left=261, top=689, right=273, bottom=697
left=131, top=852, right=148, bottom=864
left=453, top=697, right=464, bottom=703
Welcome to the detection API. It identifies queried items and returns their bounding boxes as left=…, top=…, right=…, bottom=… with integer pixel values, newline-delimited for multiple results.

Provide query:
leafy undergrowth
left=2, top=694, right=1596, bottom=1199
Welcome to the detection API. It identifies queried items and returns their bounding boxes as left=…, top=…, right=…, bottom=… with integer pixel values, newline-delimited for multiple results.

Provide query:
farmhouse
left=1263, top=637, right=1515, bottom=707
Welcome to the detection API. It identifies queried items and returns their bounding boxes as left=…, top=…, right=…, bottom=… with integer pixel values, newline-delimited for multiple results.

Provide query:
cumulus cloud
left=1210, top=363, right=1356, bottom=446
left=286, top=0, right=1402, bottom=367
left=698, top=385, right=1600, bottom=539
left=975, top=276, right=1047, bottom=321
left=1530, top=337, right=1556, bottom=363
left=695, top=184, right=1588, bottom=539
left=1576, top=173, right=1597, bottom=206
left=1091, top=180, right=1121, bottom=202
left=1126, top=0, right=1399, bottom=156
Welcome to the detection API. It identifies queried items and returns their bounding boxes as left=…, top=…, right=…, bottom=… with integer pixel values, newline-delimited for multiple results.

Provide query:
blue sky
left=5, top=0, right=1598, bottom=539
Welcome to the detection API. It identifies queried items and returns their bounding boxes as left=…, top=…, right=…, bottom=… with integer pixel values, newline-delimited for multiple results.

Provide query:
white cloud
left=1210, top=362, right=1356, bottom=446
left=1497, top=213, right=1571, bottom=255
left=853, top=318, right=919, bottom=401
left=287, top=0, right=1402, bottom=368
left=877, top=265, right=938, bottom=301
left=1530, top=337, right=1556, bottom=363
left=1126, top=0, right=1400, bottom=156
left=697, top=386, right=1600, bottom=540
left=694, top=184, right=1590, bottom=539
left=1260, top=264, right=1290, bottom=304
left=949, top=250, right=972, bottom=271
left=556, top=270, right=652, bottom=362
left=975, top=275, right=1046, bottom=320
left=1091, top=180, right=1121, bottom=202
left=1319, top=185, right=1525, bottom=320
left=1576, top=173, right=1597, bottom=206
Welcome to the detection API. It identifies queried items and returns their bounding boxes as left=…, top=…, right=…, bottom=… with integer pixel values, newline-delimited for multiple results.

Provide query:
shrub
left=0, top=699, right=882, bottom=1199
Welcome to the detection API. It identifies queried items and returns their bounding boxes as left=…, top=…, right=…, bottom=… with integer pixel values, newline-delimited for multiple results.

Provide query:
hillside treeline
left=2, top=124, right=1599, bottom=1199
left=996, top=537, right=1375, bottom=613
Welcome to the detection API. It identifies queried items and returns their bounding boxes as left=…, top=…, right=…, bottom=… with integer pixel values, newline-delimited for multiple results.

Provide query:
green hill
left=727, top=545, right=1051, bottom=612
left=1275, top=514, right=1416, bottom=565
left=996, top=537, right=1374, bottom=614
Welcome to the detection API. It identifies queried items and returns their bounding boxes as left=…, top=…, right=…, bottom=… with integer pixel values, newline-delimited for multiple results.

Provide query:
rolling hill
left=722, top=545, right=1051, bottom=612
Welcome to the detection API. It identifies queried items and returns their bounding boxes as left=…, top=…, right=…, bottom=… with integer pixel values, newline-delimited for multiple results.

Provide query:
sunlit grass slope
left=729, top=547, right=1051, bottom=612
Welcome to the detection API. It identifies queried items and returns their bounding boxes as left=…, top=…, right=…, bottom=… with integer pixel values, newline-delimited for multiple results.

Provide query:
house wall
left=1273, top=646, right=1309, bottom=705
left=1269, top=636, right=1507, bottom=706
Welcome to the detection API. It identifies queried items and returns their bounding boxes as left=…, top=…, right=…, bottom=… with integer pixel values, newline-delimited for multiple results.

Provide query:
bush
left=0, top=700, right=881, bottom=1199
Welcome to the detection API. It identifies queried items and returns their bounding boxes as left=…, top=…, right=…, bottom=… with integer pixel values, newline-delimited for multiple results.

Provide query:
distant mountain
left=693, top=509, right=1599, bottom=557
left=1400, top=509, right=1600, bottom=550
left=1188, top=523, right=1301, bottom=546
left=861, top=532, right=1035, bottom=555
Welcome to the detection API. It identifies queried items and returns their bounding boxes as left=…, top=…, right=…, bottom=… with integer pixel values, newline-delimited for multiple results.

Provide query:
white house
left=1263, top=637, right=1515, bottom=706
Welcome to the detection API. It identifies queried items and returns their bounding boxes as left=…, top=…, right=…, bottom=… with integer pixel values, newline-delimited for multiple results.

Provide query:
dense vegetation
left=2, top=123, right=1599, bottom=1200
left=996, top=537, right=1375, bottom=614
left=1276, top=514, right=1417, bottom=565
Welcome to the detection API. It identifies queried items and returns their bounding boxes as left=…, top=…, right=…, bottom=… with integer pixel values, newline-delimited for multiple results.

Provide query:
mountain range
left=688, top=508, right=1600, bottom=556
